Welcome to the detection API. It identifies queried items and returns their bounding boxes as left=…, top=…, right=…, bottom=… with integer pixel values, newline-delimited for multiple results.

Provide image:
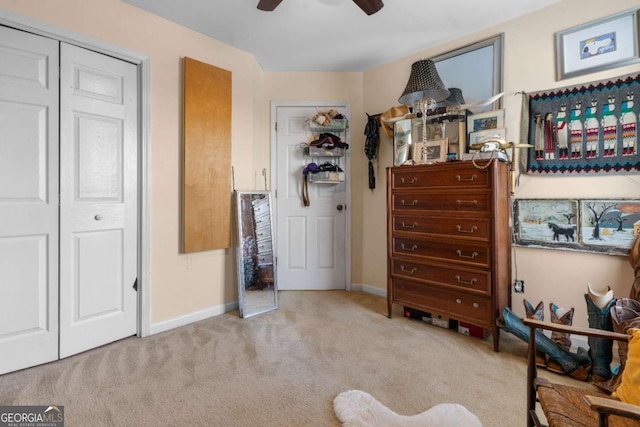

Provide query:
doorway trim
left=0, top=9, right=152, bottom=337
left=269, top=100, right=352, bottom=291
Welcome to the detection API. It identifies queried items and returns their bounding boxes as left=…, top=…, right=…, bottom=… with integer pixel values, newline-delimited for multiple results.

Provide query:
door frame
left=0, top=9, right=152, bottom=337
left=269, top=100, right=352, bottom=291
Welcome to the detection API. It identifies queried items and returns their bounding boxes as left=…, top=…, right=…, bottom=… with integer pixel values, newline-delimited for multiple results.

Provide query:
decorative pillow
left=613, top=328, right=640, bottom=405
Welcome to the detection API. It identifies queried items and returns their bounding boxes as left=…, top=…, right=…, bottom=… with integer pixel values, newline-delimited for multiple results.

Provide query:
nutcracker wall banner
left=527, top=72, right=640, bottom=174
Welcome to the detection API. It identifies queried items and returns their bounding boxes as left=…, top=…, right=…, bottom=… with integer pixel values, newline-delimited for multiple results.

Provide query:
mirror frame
left=431, top=34, right=504, bottom=112
left=234, top=190, right=278, bottom=318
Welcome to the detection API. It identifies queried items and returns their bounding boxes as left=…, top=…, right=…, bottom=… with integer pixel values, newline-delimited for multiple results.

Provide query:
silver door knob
left=337, top=204, right=343, bottom=211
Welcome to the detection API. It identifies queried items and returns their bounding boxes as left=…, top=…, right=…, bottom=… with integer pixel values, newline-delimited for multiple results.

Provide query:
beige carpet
left=0, top=290, right=538, bottom=426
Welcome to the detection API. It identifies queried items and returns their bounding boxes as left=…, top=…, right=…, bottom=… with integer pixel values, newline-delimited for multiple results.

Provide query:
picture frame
left=413, top=138, right=448, bottom=164
left=555, top=9, right=640, bottom=80
left=466, top=109, right=505, bottom=133
left=513, top=198, right=640, bottom=255
left=469, top=128, right=506, bottom=151
left=431, top=34, right=504, bottom=113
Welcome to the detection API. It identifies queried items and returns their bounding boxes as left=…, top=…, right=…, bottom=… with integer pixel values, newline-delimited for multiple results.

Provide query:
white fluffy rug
left=333, top=390, right=483, bottom=427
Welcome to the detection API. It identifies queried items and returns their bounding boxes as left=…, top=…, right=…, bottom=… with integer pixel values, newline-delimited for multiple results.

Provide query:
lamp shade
left=444, top=87, right=465, bottom=106
left=398, top=59, right=450, bottom=106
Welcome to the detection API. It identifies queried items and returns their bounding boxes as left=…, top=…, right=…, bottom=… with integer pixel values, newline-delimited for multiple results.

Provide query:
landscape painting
left=514, top=199, right=580, bottom=248
left=580, top=200, right=640, bottom=251
left=514, top=198, right=640, bottom=255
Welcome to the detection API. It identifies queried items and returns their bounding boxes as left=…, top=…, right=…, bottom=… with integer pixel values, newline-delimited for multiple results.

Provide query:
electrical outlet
left=514, top=279, right=525, bottom=293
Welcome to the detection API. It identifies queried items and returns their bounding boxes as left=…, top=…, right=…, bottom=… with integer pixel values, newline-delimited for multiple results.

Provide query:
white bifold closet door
left=0, top=26, right=138, bottom=374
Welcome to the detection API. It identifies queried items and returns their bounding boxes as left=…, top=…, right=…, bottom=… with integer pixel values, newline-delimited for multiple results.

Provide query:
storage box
left=431, top=315, right=450, bottom=329
left=458, top=321, right=491, bottom=340
left=403, top=307, right=431, bottom=323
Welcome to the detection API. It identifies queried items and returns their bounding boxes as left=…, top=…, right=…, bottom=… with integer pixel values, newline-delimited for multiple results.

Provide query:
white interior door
left=0, top=26, right=60, bottom=375
left=274, top=104, right=348, bottom=290
left=59, top=43, right=138, bottom=358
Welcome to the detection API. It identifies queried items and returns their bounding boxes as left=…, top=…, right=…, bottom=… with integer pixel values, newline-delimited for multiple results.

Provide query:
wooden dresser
left=386, top=160, right=511, bottom=351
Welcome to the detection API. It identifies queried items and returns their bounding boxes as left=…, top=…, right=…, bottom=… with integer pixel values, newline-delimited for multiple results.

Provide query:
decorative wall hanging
left=514, top=198, right=640, bottom=255
left=555, top=9, right=640, bottom=81
left=526, top=72, right=640, bottom=174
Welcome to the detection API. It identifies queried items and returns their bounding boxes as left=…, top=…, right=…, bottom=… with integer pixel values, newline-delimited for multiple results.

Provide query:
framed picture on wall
left=556, top=9, right=640, bottom=80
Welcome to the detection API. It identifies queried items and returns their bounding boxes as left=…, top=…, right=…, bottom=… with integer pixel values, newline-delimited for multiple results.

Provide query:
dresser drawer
left=391, top=191, right=491, bottom=214
left=392, top=237, right=490, bottom=268
left=393, top=278, right=492, bottom=325
left=390, top=258, right=491, bottom=295
left=392, top=214, right=490, bottom=241
left=391, top=164, right=491, bottom=190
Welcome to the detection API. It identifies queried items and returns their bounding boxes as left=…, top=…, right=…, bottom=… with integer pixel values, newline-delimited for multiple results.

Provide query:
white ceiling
left=122, top=0, right=561, bottom=72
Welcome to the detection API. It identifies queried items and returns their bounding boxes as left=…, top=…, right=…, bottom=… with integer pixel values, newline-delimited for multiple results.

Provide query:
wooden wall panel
left=182, top=57, right=232, bottom=252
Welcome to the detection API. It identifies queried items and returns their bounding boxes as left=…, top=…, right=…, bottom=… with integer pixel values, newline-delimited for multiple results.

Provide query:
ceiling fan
left=257, top=0, right=384, bottom=15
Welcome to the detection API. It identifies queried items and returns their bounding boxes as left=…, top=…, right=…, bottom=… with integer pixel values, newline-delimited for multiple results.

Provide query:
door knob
left=336, top=204, right=344, bottom=211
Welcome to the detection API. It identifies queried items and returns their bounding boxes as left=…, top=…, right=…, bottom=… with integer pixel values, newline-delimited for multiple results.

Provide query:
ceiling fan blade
left=353, top=0, right=384, bottom=15
left=257, top=0, right=283, bottom=11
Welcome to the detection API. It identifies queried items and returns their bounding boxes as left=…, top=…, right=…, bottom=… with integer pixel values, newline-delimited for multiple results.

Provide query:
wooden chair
left=524, top=318, right=640, bottom=427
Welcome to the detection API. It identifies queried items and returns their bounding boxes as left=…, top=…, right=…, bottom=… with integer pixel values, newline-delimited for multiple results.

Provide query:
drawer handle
left=455, top=298, right=462, bottom=304
left=401, top=177, right=417, bottom=184
left=456, top=225, right=477, bottom=234
left=456, top=250, right=479, bottom=259
left=401, top=244, right=418, bottom=252
left=401, top=199, right=418, bottom=206
left=455, top=275, right=477, bottom=286
left=401, top=222, right=418, bottom=229
left=473, top=302, right=480, bottom=309
left=400, top=265, right=417, bottom=274
left=456, top=174, right=477, bottom=182
left=456, top=200, right=478, bottom=206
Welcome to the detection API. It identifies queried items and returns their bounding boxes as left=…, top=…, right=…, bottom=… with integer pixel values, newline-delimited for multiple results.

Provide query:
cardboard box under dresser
left=386, top=160, right=511, bottom=351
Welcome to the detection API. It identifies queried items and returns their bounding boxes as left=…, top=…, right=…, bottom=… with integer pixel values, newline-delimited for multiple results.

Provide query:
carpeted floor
left=1, top=290, right=545, bottom=426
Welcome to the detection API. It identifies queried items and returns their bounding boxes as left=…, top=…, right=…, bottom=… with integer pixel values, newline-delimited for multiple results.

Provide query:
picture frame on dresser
left=413, top=138, right=448, bottom=164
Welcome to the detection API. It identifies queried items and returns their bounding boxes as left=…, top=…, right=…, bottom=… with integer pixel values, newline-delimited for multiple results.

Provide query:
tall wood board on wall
left=182, top=57, right=232, bottom=252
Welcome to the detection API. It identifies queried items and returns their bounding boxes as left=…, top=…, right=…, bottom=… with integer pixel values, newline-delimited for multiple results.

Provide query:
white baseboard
left=149, top=300, right=239, bottom=335
left=353, top=283, right=387, bottom=298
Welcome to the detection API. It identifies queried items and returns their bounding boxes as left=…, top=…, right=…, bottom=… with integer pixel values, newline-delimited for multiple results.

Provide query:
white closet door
left=59, top=43, right=138, bottom=357
left=0, top=26, right=60, bottom=374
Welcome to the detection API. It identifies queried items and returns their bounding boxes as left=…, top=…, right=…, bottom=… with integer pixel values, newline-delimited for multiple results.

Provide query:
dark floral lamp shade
left=398, top=59, right=450, bottom=105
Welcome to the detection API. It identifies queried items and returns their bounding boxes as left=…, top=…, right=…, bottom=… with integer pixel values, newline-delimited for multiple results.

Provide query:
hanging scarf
left=364, top=113, right=380, bottom=190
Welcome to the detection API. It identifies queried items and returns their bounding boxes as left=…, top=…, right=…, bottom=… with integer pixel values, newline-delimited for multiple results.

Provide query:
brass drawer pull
left=455, top=275, right=477, bottom=286
left=401, top=177, right=417, bottom=184
left=400, top=265, right=417, bottom=274
left=456, top=298, right=462, bottom=304
left=401, top=244, right=418, bottom=251
left=456, top=225, right=477, bottom=234
left=456, top=174, right=477, bottom=182
left=401, top=222, right=418, bottom=229
left=473, top=302, right=480, bottom=309
left=456, top=199, right=478, bottom=206
left=456, top=250, right=479, bottom=259
left=401, top=199, right=418, bottom=206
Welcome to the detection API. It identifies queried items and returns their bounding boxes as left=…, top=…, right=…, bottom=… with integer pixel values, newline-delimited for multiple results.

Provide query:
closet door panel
left=0, top=26, right=59, bottom=375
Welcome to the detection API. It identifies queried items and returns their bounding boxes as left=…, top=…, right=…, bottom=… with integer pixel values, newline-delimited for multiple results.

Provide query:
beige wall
left=4, top=0, right=640, bottom=331
left=363, top=0, right=640, bottom=327
left=0, top=0, right=263, bottom=324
